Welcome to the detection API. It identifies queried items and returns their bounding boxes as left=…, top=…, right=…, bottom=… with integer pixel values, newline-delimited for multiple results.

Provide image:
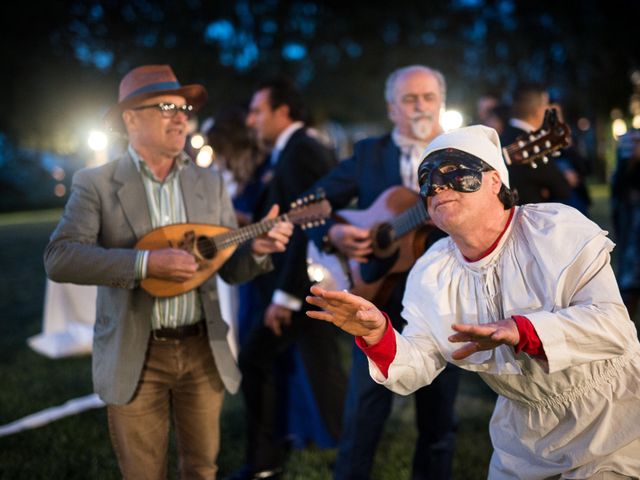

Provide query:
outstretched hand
left=306, top=285, right=387, bottom=345
left=251, top=204, right=294, bottom=255
left=448, top=319, right=520, bottom=360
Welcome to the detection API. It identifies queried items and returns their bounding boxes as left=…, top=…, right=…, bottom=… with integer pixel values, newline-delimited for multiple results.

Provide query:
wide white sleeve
left=527, top=239, right=638, bottom=373
left=368, top=261, right=448, bottom=395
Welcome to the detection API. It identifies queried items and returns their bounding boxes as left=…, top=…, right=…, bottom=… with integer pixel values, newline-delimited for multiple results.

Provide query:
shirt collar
left=391, top=128, right=430, bottom=154
left=509, top=118, right=537, bottom=133
left=274, top=121, right=304, bottom=152
left=128, top=144, right=190, bottom=178
left=463, top=207, right=516, bottom=262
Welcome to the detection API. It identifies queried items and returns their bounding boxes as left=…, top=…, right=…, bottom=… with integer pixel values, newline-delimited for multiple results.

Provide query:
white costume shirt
left=369, top=203, right=640, bottom=479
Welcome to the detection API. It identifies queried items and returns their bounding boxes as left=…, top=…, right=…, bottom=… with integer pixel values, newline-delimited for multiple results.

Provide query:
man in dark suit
left=500, top=82, right=571, bottom=205
left=44, top=65, right=293, bottom=479
left=306, top=65, right=460, bottom=480
left=230, top=77, right=347, bottom=480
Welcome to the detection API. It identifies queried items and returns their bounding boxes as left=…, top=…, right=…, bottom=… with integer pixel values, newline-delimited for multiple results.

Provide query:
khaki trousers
left=107, top=333, right=224, bottom=480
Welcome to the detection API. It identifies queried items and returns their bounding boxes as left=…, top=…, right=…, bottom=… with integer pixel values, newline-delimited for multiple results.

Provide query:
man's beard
left=410, top=114, right=435, bottom=141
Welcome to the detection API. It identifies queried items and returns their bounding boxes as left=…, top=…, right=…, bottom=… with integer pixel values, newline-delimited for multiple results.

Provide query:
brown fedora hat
left=104, top=64, right=208, bottom=131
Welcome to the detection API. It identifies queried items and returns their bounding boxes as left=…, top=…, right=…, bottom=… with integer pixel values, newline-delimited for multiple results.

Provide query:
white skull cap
left=421, top=125, right=510, bottom=188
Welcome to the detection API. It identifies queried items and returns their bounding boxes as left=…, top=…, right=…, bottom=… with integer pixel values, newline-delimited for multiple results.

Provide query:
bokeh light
left=196, top=145, right=214, bottom=168
left=190, top=133, right=205, bottom=150
left=440, top=110, right=464, bottom=131
left=87, top=130, right=108, bottom=151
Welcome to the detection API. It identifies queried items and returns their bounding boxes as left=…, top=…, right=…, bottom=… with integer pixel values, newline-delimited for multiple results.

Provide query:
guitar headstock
left=503, top=107, right=572, bottom=168
left=287, top=189, right=332, bottom=230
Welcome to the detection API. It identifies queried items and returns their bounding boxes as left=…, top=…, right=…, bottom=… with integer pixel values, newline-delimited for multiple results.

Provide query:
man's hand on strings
left=328, top=224, right=372, bottom=263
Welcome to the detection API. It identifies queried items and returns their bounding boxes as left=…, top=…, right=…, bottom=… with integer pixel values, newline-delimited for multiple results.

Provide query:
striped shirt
left=130, top=145, right=203, bottom=329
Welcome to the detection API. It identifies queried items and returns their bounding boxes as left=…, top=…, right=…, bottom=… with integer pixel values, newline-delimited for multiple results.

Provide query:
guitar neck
left=213, top=215, right=286, bottom=249
left=389, top=200, right=430, bottom=238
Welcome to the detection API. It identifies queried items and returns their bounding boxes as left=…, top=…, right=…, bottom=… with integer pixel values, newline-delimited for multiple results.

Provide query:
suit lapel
left=180, top=163, right=206, bottom=222
left=382, top=136, right=402, bottom=188
left=114, top=154, right=152, bottom=239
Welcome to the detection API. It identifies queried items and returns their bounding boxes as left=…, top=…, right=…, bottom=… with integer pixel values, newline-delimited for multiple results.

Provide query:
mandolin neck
left=213, top=215, right=287, bottom=249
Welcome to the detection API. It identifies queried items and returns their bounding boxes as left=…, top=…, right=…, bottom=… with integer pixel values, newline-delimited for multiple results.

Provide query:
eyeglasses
left=131, top=102, right=194, bottom=118
left=418, top=149, right=492, bottom=198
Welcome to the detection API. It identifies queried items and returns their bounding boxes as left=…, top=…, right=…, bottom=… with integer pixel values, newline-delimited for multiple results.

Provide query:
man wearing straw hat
left=307, top=125, right=640, bottom=478
left=45, top=64, right=293, bottom=479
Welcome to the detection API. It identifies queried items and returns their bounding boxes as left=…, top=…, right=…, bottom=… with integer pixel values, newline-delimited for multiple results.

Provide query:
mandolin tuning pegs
left=542, top=156, right=549, bottom=164
left=530, top=161, right=538, bottom=169
left=290, top=202, right=297, bottom=209
left=552, top=151, right=561, bottom=157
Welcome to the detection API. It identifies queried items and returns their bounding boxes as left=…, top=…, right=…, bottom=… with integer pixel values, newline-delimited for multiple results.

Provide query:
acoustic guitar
left=138, top=192, right=330, bottom=298
left=307, top=108, right=572, bottom=303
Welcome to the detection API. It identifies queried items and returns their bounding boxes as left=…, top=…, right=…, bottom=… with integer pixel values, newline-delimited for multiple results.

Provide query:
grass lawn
left=0, top=186, right=613, bottom=479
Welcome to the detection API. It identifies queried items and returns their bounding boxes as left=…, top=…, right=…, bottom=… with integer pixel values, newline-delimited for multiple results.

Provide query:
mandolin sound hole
left=374, top=223, right=395, bottom=250
left=196, top=236, right=217, bottom=260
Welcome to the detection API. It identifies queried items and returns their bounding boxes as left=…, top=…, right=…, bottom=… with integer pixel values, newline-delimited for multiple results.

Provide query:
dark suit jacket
left=252, top=127, right=337, bottom=306
left=44, top=152, right=272, bottom=403
left=501, top=123, right=571, bottom=205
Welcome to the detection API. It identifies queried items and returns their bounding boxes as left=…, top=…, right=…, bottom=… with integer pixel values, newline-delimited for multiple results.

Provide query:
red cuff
left=355, top=312, right=397, bottom=378
left=513, top=315, right=546, bottom=359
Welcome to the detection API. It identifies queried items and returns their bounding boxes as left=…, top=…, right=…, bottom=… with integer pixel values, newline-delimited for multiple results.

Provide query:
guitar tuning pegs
left=290, top=201, right=297, bottom=209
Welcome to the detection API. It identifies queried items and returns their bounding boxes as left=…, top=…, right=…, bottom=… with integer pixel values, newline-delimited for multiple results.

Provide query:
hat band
left=122, top=81, right=182, bottom=101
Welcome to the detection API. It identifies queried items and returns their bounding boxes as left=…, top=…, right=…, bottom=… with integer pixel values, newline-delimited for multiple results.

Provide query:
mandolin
left=138, top=192, right=330, bottom=298
left=307, top=108, right=572, bottom=303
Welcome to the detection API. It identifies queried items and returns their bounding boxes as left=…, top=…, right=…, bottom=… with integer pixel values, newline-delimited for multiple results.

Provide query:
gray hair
left=384, top=65, right=447, bottom=104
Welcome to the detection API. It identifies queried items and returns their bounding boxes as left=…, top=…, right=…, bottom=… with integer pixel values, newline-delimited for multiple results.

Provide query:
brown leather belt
left=152, top=320, right=206, bottom=341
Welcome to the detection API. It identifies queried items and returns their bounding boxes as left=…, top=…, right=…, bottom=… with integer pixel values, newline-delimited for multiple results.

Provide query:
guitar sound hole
left=196, top=236, right=217, bottom=260
left=375, top=224, right=395, bottom=250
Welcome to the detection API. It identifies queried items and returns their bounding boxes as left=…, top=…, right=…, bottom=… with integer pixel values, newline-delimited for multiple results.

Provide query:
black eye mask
left=418, top=148, right=490, bottom=198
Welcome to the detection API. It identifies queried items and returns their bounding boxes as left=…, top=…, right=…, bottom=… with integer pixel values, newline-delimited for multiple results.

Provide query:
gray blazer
left=44, top=152, right=272, bottom=404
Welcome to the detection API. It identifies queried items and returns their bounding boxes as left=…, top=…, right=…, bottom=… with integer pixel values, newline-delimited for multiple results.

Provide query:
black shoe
left=224, top=465, right=282, bottom=480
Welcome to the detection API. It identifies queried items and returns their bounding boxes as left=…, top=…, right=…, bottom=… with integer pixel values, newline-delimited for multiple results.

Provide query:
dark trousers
left=239, top=311, right=347, bottom=472
left=334, top=344, right=460, bottom=480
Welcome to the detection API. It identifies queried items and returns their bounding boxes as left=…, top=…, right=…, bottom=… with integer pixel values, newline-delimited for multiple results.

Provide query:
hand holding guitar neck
left=251, top=204, right=294, bottom=255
